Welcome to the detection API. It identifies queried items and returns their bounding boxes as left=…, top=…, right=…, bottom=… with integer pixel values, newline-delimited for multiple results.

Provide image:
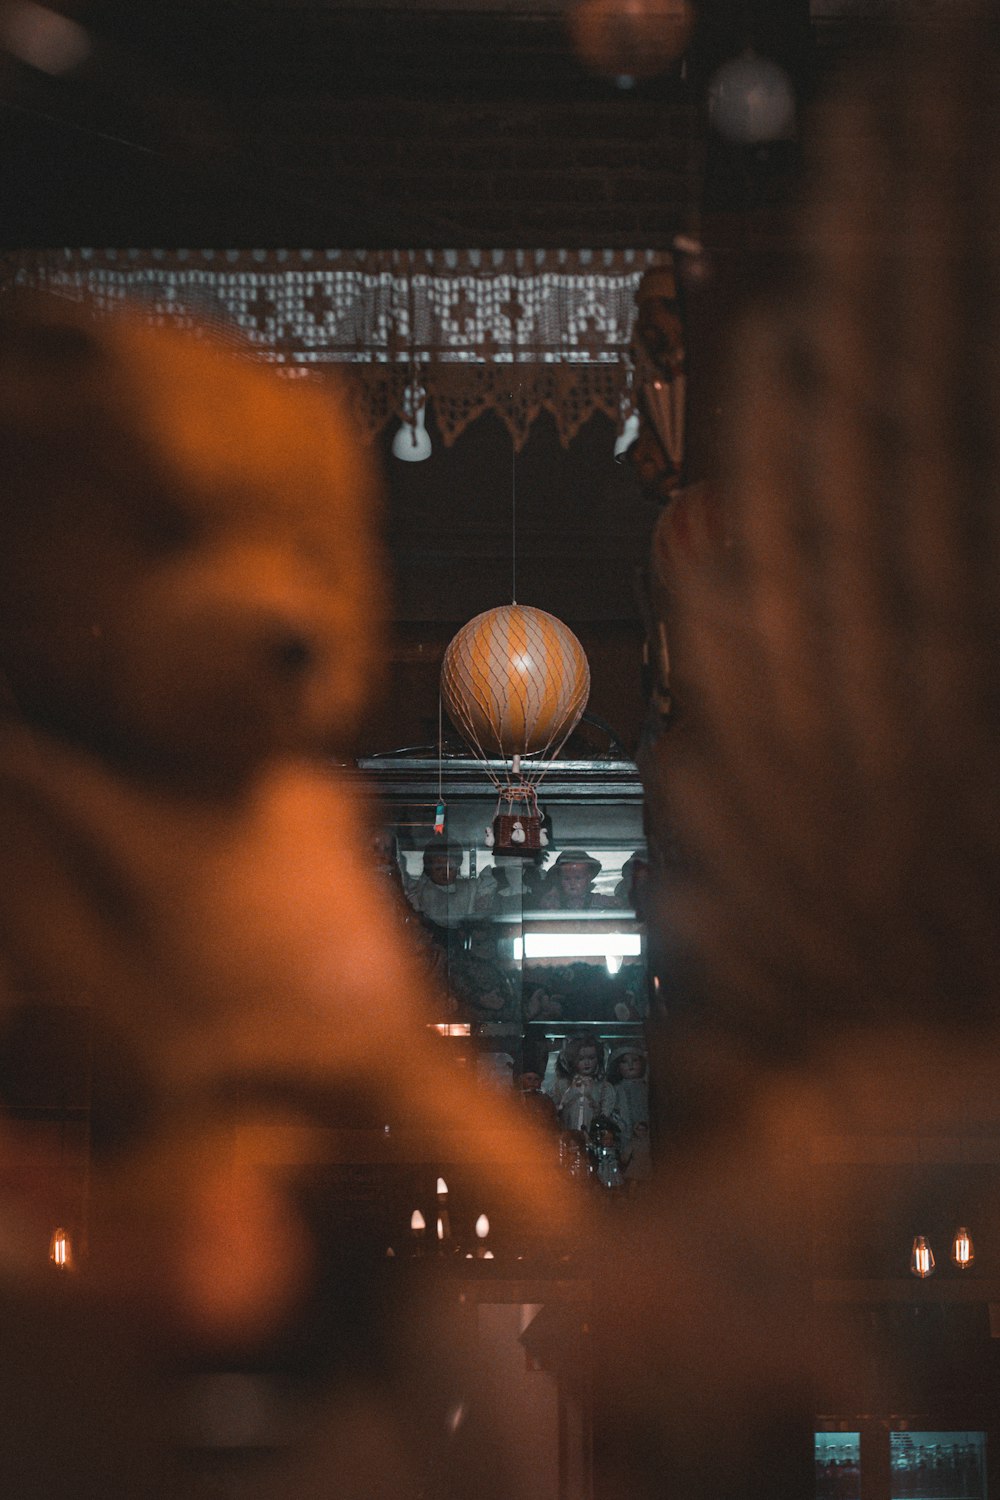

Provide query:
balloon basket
left=492, top=811, right=543, bottom=856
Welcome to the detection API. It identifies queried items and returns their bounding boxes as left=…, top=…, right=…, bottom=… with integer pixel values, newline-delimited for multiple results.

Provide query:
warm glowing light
left=410, top=1210, right=426, bottom=1234
left=49, top=1226, right=72, bottom=1270
left=430, top=1022, right=472, bottom=1037
left=475, top=1214, right=489, bottom=1239
left=0, top=2, right=91, bottom=75
left=436, top=1216, right=445, bottom=1241
left=567, top=0, right=694, bottom=86
left=952, top=1226, right=975, bottom=1269
left=910, top=1235, right=935, bottom=1278
left=436, top=1177, right=448, bottom=1198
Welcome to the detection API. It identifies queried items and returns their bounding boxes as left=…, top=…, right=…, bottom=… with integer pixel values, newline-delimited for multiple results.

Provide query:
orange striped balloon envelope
left=441, top=604, right=590, bottom=764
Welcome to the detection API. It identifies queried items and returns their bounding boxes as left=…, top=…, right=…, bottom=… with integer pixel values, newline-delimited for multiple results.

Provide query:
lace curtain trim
left=9, top=247, right=671, bottom=449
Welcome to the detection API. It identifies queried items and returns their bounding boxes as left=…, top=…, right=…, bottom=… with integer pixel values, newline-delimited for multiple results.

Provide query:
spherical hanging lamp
left=441, top=604, right=590, bottom=853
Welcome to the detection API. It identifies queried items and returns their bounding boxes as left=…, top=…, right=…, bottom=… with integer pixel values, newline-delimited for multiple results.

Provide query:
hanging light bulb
left=613, top=408, right=641, bottom=463
left=910, top=1235, right=935, bottom=1278
left=435, top=1178, right=452, bottom=1247
left=708, top=48, right=796, bottom=144
left=951, top=1226, right=975, bottom=1270
left=392, top=385, right=432, bottom=462
left=409, top=1208, right=427, bottom=1256
left=49, top=1226, right=73, bottom=1271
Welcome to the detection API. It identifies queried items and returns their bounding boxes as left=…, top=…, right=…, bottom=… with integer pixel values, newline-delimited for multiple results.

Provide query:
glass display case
left=815, top=1422, right=989, bottom=1500
left=890, top=1432, right=986, bottom=1500
left=816, top=1432, right=862, bottom=1500
left=357, top=755, right=651, bottom=1187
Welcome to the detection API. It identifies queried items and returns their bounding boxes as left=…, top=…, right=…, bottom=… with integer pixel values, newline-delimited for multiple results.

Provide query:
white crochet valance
left=9, top=247, right=672, bottom=450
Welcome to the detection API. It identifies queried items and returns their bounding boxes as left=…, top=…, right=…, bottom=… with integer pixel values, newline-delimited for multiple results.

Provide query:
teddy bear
left=0, top=289, right=567, bottom=1385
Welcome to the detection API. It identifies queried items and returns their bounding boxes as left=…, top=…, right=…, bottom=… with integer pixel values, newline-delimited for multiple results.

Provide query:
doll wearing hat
left=606, top=1043, right=649, bottom=1155
left=538, top=850, right=619, bottom=910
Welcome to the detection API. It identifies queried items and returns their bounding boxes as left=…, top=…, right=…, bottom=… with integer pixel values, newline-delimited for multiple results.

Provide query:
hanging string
left=434, top=691, right=446, bottom=834
left=511, top=395, right=517, bottom=605
left=405, top=249, right=419, bottom=421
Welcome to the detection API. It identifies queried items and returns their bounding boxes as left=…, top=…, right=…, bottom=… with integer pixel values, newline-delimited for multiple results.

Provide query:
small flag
left=434, top=801, right=446, bottom=835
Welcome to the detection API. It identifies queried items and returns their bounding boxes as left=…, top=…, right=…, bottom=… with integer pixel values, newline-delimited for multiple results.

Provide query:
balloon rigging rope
left=511, top=422, right=517, bottom=606
left=437, top=691, right=444, bottom=805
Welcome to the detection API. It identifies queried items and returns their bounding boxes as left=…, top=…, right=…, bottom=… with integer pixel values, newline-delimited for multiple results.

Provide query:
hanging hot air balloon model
left=439, top=382, right=591, bottom=855
left=440, top=602, right=591, bottom=855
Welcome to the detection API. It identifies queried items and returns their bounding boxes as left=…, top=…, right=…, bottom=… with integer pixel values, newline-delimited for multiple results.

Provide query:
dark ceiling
left=0, top=0, right=843, bottom=248
left=0, top=0, right=884, bottom=755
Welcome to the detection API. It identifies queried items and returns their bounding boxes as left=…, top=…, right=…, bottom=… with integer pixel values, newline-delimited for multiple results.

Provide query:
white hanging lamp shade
left=392, top=385, right=432, bottom=462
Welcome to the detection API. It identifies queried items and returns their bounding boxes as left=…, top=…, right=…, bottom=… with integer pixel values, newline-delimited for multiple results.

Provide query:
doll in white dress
left=607, top=1043, right=649, bottom=1154
left=548, top=1033, right=617, bottom=1134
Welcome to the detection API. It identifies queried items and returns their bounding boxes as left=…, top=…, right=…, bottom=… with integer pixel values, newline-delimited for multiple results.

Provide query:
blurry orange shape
left=910, top=1235, right=935, bottom=1278
left=178, top=1157, right=313, bottom=1346
left=49, top=1225, right=72, bottom=1271
left=567, top=0, right=694, bottom=85
left=951, top=1226, right=975, bottom=1269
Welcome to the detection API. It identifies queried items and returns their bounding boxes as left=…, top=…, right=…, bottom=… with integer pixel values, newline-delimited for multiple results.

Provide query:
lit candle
left=410, top=1209, right=426, bottom=1255
left=475, top=1213, right=490, bottom=1259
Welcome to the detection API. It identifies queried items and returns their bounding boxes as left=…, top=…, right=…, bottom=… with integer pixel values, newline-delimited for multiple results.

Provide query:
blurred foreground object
left=0, top=293, right=568, bottom=1497
left=614, top=6, right=1000, bottom=1500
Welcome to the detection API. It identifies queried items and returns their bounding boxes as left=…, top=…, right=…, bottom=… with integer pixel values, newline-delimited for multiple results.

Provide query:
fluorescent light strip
left=514, top=933, right=643, bottom=961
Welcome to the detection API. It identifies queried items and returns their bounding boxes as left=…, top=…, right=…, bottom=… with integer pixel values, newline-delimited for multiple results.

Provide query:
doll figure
left=548, top=1032, right=616, bottom=1134
left=606, top=1044, right=649, bottom=1153
left=623, top=1119, right=653, bottom=1189
left=588, top=1114, right=626, bottom=1191
left=538, top=850, right=619, bottom=910
left=409, top=842, right=479, bottom=930
left=515, top=1066, right=560, bottom=1131
left=523, top=983, right=564, bottom=1024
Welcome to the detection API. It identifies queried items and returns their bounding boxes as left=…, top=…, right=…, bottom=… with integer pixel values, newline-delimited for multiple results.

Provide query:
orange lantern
left=567, top=0, right=694, bottom=86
